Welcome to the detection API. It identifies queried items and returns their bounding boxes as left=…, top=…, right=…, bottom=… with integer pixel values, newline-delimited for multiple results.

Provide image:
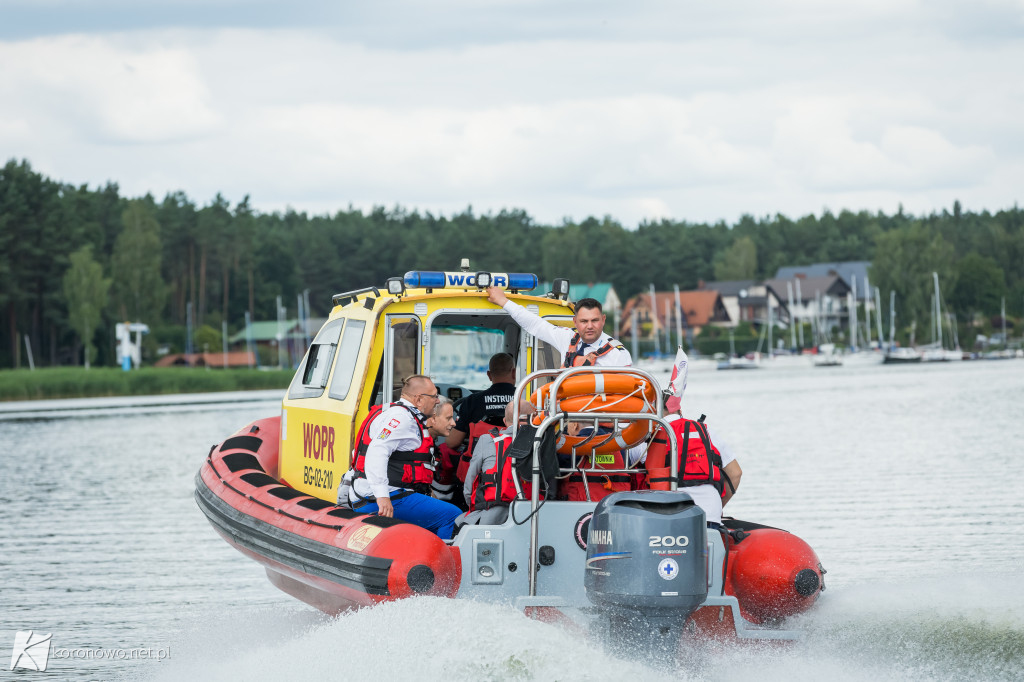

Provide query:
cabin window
left=328, top=319, right=365, bottom=401
left=423, top=311, right=524, bottom=398
left=429, top=325, right=506, bottom=391
left=287, top=318, right=344, bottom=399
left=387, top=316, right=421, bottom=401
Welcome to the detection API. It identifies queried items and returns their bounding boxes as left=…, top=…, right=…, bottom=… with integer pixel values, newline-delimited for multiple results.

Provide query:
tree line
left=2, top=158, right=1021, bottom=368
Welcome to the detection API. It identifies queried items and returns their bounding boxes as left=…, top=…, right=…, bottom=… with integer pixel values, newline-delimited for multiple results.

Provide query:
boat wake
left=140, top=598, right=673, bottom=682
left=788, top=575, right=1024, bottom=681
left=139, top=574, right=1023, bottom=682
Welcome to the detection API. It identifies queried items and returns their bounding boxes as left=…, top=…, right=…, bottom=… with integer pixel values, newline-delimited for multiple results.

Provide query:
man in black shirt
left=446, top=352, right=517, bottom=451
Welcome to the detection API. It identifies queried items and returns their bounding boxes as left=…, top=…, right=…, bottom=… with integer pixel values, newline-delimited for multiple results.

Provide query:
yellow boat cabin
left=279, top=264, right=575, bottom=500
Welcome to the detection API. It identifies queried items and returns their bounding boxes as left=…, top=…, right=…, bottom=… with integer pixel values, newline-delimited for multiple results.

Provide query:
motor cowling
left=584, top=490, right=708, bottom=624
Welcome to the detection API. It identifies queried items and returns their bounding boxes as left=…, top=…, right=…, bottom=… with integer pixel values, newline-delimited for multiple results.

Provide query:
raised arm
left=486, top=286, right=572, bottom=352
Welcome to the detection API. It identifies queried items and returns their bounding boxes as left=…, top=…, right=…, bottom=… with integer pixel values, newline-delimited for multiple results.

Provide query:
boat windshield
left=425, top=310, right=573, bottom=392
left=430, top=326, right=505, bottom=390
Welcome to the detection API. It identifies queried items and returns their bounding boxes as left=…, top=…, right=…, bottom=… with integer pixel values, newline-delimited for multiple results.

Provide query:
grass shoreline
left=0, top=367, right=293, bottom=402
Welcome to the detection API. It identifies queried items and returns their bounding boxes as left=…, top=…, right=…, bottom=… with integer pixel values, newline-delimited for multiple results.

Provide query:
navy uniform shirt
left=454, top=382, right=516, bottom=432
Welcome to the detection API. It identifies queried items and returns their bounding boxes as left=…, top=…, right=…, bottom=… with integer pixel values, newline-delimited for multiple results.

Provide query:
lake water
left=1, top=361, right=1023, bottom=681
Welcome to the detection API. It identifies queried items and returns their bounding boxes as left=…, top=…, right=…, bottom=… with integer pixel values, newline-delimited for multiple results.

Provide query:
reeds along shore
left=0, top=367, right=292, bottom=402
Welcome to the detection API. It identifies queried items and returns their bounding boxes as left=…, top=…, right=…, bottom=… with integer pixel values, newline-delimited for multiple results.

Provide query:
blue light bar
left=404, top=271, right=447, bottom=288
left=506, top=273, right=539, bottom=290
left=403, top=271, right=539, bottom=291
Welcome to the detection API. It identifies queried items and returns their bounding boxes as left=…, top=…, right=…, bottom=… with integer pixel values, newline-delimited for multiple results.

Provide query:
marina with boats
left=617, top=263, right=1020, bottom=371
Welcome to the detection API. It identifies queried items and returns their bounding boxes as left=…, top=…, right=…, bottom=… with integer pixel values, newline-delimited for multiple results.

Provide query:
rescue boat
left=194, top=264, right=825, bottom=647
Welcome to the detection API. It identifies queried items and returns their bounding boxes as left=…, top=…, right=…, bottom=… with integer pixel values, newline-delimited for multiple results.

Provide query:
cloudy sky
left=2, top=0, right=1022, bottom=226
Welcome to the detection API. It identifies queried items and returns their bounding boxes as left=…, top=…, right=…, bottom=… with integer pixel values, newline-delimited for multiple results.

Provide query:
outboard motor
left=584, top=490, right=707, bottom=657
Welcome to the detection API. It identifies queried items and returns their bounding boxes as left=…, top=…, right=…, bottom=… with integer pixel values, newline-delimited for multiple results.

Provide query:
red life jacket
left=352, top=402, right=435, bottom=492
left=645, top=416, right=725, bottom=497
left=562, top=332, right=621, bottom=368
left=455, top=420, right=501, bottom=483
left=434, top=442, right=461, bottom=489
left=465, top=431, right=525, bottom=510
left=561, top=449, right=633, bottom=502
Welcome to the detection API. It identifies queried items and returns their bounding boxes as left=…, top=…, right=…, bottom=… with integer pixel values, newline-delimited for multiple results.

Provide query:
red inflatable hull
left=724, top=525, right=825, bottom=624
left=196, top=417, right=824, bottom=631
left=194, top=417, right=462, bottom=615
left=682, top=523, right=826, bottom=644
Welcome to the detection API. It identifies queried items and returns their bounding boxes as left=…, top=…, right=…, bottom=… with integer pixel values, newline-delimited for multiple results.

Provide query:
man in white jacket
left=487, top=287, right=631, bottom=368
left=345, top=376, right=462, bottom=539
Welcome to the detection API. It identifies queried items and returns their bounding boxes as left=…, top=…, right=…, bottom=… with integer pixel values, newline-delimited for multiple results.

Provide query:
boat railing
left=510, top=366, right=681, bottom=597
left=331, top=286, right=381, bottom=307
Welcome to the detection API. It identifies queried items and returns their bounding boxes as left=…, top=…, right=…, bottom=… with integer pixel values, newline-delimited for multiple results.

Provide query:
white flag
left=665, top=346, right=688, bottom=413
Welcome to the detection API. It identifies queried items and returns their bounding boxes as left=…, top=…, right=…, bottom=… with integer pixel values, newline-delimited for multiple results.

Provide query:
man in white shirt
left=486, top=287, right=631, bottom=368
left=348, top=375, right=463, bottom=539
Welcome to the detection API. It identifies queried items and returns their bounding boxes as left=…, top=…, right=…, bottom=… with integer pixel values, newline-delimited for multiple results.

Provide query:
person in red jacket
left=460, top=400, right=537, bottom=525
left=656, top=347, right=743, bottom=524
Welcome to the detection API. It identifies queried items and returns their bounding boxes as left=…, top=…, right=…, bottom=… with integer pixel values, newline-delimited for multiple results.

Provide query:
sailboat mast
left=1002, top=297, right=1007, bottom=349
left=863, top=275, right=872, bottom=346
left=664, top=299, right=672, bottom=355
left=649, top=284, right=661, bottom=357
left=889, top=289, right=896, bottom=349
left=788, top=281, right=797, bottom=350
left=815, top=289, right=823, bottom=345
left=673, top=284, right=684, bottom=351
left=847, top=291, right=855, bottom=350
left=930, top=293, right=936, bottom=346
left=875, top=286, right=884, bottom=347
left=767, top=291, right=773, bottom=356
left=795, top=278, right=805, bottom=348
left=932, top=272, right=942, bottom=348
left=850, top=277, right=859, bottom=351
left=630, top=308, right=639, bottom=361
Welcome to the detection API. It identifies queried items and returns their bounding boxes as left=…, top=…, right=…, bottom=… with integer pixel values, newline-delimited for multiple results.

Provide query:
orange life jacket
left=562, top=332, right=620, bottom=368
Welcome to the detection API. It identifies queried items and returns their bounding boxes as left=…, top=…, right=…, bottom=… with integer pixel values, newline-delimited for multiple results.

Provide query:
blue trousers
left=356, top=492, right=462, bottom=540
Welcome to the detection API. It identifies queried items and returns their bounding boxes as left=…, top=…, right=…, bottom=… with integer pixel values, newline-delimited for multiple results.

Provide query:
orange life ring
left=534, top=374, right=657, bottom=405
left=529, top=374, right=656, bottom=456
left=555, top=419, right=652, bottom=456
left=558, top=394, right=649, bottom=414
